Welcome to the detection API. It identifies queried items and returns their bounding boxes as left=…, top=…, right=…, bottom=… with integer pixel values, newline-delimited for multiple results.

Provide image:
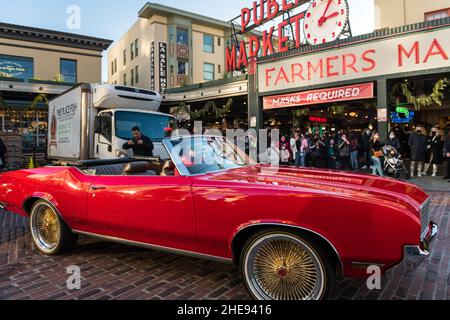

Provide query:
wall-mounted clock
left=304, top=0, right=350, bottom=45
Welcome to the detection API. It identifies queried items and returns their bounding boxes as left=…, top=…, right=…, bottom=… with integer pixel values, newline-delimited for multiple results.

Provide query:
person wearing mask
left=370, top=133, right=385, bottom=177
left=338, top=133, right=351, bottom=170
left=0, top=137, right=6, bottom=170
left=328, top=139, right=338, bottom=169
left=122, top=127, right=155, bottom=157
left=295, top=134, right=308, bottom=167
left=444, top=131, right=450, bottom=181
left=423, top=127, right=445, bottom=177
left=386, top=131, right=401, bottom=151
left=349, top=133, right=360, bottom=171
left=290, top=132, right=299, bottom=165
left=408, top=126, right=427, bottom=178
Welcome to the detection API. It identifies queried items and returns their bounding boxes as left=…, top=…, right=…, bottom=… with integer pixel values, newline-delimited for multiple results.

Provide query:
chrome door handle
left=91, top=186, right=106, bottom=191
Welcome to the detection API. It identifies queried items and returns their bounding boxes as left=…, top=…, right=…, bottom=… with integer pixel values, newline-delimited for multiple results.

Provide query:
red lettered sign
left=263, top=82, right=374, bottom=110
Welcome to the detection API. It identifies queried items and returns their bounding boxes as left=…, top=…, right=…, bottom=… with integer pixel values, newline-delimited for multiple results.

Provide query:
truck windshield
left=115, top=111, right=174, bottom=142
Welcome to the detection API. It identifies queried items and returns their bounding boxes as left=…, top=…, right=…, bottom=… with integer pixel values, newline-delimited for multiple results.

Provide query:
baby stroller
left=383, top=146, right=410, bottom=179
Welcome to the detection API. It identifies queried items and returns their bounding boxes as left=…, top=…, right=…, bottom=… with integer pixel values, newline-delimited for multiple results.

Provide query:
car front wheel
left=30, top=200, right=78, bottom=255
left=240, top=230, right=335, bottom=300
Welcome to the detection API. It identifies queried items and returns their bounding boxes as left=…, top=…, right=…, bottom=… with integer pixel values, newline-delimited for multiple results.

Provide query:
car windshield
left=115, top=111, right=175, bottom=142
left=168, top=136, right=248, bottom=175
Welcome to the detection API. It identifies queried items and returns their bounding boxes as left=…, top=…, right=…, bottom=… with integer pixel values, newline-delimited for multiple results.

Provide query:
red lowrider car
left=0, top=135, right=437, bottom=300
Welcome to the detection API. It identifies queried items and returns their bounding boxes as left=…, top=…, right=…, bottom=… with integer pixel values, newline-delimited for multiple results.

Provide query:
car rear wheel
left=240, top=230, right=335, bottom=300
left=30, top=200, right=78, bottom=255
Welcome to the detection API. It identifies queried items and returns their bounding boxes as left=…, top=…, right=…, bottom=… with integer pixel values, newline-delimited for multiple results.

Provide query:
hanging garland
left=400, top=78, right=449, bottom=110
left=329, top=105, right=346, bottom=115
left=172, top=98, right=233, bottom=120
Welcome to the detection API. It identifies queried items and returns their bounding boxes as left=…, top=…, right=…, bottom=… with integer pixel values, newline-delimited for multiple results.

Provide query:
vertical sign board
left=159, top=42, right=168, bottom=93
left=150, top=42, right=155, bottom=91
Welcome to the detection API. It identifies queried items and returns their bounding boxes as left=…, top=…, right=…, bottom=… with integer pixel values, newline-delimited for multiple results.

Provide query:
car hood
left=205, top=165, right=429, bottom=214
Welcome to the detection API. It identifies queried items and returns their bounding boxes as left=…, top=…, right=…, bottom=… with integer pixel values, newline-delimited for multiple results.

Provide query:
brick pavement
left=0, top=192, right=448, bottom=300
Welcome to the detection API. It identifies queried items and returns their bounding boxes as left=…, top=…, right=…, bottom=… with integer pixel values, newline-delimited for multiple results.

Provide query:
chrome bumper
left=404, top=222, right=438, bottom=264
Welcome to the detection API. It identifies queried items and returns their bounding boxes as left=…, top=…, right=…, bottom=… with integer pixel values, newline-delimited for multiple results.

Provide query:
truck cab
left=95, top=109, right=175, bottom=159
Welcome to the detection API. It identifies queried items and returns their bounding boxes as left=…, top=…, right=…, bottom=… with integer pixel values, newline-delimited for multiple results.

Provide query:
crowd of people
left=268, top=125, right=450, bottom=182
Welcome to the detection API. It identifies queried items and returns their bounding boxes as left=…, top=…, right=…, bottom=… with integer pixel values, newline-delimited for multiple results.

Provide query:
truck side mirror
left=94, top=116, right=103, bottom=134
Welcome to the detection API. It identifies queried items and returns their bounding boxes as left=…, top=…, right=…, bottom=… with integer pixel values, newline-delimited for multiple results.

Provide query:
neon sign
left=391, top=106, right=414, bottom=124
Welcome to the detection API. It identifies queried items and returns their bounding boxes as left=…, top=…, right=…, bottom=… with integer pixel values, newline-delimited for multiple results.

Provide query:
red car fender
left=228, top=219, right=343, bottom=268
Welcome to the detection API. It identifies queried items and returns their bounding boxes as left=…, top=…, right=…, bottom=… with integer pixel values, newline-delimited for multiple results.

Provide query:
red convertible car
left=0, top=135, right=437, bottom=300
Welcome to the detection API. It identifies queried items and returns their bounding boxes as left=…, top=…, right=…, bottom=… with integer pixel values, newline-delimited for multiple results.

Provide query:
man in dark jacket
left=122, top=127, right=154, bottom=157
left=408, top=126, right=427, bottom=177
left=0, top=137, right=6, bottom=169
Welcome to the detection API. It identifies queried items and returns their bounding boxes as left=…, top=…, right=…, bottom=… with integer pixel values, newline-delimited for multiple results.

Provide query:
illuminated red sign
left=263, top=82, right=374, bottom=110
left=309, top=117, right=328, bottom=123
left=226, top=0, right=307, bottom=72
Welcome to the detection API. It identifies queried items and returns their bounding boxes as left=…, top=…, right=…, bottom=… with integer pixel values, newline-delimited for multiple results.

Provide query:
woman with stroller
left=386, top=131, right=401, bottom=151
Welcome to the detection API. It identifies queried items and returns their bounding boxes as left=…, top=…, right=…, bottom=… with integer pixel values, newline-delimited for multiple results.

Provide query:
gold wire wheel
left=31, top=203, right=61, bottom=252
left=244, top=234, right=326, bottom=300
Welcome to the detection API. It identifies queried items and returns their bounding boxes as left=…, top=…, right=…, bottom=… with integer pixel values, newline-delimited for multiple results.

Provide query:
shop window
left=425, top=9, right=449, bottom=22
left=177, top=28, right=189, bottom=46
left=218, top=37, right=221, bottom=47
left=0, top=55, right=34, bottom=80
left=131, top=68, right=135, bottom=86
left=178, top=61, right=189, bottom=75
left=203, top=63, right=215, bottom=81
left=123, top=50, right=127, bottom=66
left=203, top=34, right=214, bottom=53
left=123, top=73, right=127, bottom=86
left=60, top=59, right=77, bottom=83
left=131, top=43, right=135, bottom=60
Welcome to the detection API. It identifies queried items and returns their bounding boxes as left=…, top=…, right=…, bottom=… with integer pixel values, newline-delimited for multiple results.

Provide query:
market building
left=0, top=22, right=112, bottom=165
left=161, top=0, right=450, bottom=139
left=108, top=2, right=234, bottom=92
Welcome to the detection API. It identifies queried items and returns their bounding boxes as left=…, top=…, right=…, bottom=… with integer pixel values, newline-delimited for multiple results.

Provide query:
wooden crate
left=0, top=133, right=22, bottom=167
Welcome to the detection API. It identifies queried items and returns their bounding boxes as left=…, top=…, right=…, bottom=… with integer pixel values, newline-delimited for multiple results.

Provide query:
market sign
left=263, top=82, right=373, bottom=110
left=259, top=26, right=450, bottom=93
left=226, top=0, right=351, bottom=72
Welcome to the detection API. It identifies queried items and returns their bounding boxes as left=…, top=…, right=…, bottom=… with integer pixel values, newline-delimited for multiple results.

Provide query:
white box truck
left=47, top=84, right=175, bottom=162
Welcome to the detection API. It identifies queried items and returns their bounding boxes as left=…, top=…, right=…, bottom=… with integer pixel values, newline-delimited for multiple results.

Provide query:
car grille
left=420, top=199, right=431, bottom=240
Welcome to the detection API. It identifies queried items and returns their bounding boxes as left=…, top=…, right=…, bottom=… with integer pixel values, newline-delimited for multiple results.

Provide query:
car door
left=85, top=174, right=197, bottom=252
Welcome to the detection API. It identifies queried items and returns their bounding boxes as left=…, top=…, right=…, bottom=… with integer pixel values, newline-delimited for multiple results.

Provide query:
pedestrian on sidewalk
left=338, top=133, right=351, bottom=170
left=423, top=127, right=444, bottom=177
left=370, top=132, right=385, bottom=177
left=408, top=126, right=427, bottom=178
left=349, top=132, right=360, bottom=171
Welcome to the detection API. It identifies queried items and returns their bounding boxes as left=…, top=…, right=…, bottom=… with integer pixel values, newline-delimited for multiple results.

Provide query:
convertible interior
left=74, top=158, right=177, bottom=177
